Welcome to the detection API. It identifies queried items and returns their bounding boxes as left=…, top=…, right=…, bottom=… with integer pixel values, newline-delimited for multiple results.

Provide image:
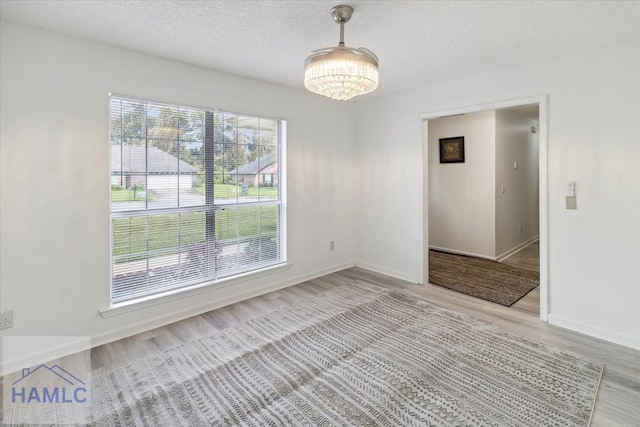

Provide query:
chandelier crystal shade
left=304, top=5, right=379, bottom=101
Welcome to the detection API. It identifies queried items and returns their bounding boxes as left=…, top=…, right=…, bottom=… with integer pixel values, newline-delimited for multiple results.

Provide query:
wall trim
left=92, top=260, right=355, bottom=348
left=548, top=314, right=640, bottom=351
left=1, top=337, right=91, bottom=377
left=355, top=261, right=421, bottom=285
left=100, top=263, right=292, bottom=318
left=428, top=246, right=497, bottom=261
left=420, top=94, right=549, bottom=322
left=495, top=236, right=539, bottom=261
left=1, top=261, right=356, bottom=375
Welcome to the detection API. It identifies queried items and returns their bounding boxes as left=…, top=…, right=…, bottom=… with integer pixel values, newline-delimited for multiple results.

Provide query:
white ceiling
left=1, top=1, right=639, bottom=100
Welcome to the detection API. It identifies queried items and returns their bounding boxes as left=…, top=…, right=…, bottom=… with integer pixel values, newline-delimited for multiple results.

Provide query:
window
left=109, top=96, right=285, bottom=304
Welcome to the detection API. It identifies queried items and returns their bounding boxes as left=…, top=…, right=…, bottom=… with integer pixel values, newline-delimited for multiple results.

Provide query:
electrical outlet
left=329, top=240, right=335, bottom=250
left=0, top=310, right=13, bottom=330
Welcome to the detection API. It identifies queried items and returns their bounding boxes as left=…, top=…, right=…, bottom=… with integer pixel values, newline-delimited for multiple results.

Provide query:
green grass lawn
left=113, top=206, right=278, bottom=259
left=111, top=189, right=148, bottom=202
left=196, top=183, right=278, bottom=198
left=113, top=184, right=276, bottom=202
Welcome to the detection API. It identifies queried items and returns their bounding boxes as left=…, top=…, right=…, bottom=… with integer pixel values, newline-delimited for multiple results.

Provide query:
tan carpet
left=429, top=250, right=539, bottom=306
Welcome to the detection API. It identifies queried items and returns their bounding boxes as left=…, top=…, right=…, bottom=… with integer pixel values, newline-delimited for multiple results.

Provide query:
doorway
left=421, top=96, right=548, bottom=321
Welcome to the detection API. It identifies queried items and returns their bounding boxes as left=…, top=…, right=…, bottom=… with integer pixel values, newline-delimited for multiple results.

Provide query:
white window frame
left=109, top=95, right=286, bottom=306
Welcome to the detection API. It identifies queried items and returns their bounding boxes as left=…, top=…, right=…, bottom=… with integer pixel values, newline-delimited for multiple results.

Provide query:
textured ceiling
left=1, top=1, right=639, bottom=100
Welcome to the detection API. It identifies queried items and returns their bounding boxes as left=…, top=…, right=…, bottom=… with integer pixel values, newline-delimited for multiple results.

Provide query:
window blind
left=110, top=96, right=284, bottom=303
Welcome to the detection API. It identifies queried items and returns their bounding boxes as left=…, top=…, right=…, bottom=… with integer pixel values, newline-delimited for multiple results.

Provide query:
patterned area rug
left=429, top=250, right=540, bottom=306
left=3, top=282, right=602, bottom=426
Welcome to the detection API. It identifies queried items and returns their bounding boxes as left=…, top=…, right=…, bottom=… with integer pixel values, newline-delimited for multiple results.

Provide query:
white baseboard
left=428, top=246, right=497, bottom=261
left=547, top=314, right=640, bottom=351
left=91, top=260, right=356, bottom=349
left=1, top=261, right=356, bottom=375
left=496, top=236, right=539, bottom=261
left=354, top=261, right=420, bottom=285
left=1, top=336, right=91, bottom=377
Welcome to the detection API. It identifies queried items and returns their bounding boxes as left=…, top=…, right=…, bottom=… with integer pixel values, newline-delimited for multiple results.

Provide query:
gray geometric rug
left=3, top=281, right=603, bottom=426
left=429, top=250, right=540, bottom=306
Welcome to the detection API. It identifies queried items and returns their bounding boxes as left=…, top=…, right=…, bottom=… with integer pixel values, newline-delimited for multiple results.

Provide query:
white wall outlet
left=0, top=310, right=13, bottom=330
left=329, top=240, right=335, bottom=250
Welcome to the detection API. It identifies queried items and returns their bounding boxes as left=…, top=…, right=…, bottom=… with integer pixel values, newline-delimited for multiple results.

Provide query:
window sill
left=99, top=262, right=291, bottom=318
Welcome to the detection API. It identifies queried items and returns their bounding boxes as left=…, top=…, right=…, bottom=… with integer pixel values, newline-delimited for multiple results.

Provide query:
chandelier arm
left=358, top=47, right=378, bottom=63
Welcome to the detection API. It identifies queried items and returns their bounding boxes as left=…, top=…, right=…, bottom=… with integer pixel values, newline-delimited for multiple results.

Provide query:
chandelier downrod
left=331, top=5, right=352, bottom=46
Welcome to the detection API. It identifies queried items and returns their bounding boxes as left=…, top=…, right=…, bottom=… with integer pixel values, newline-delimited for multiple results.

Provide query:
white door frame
left=420, top=95, right=549, bottom=321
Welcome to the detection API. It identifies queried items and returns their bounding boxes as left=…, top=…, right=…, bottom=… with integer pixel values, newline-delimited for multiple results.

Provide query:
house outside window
left=229, top=154, right=278, bottom=187
left=109, top=96, right=285, bottom=304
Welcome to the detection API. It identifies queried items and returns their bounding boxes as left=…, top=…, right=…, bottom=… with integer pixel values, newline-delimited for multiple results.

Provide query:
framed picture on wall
left=439, top=136, right=465, bottom=163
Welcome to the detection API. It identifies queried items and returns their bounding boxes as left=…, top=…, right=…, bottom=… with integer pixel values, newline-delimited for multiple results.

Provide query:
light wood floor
left=501, top=240, right=541, bottom=273
left=11, top=242, right=637, bottom=426
left=429, top=241, right=541, bottom=315
left=86, top=252, right=638, bottom=425
left=500, top=240, right=540, bottom=316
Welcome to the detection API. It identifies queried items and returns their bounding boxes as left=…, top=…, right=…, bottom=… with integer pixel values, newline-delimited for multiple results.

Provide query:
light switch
left=566, top=181, right=577, bottom=209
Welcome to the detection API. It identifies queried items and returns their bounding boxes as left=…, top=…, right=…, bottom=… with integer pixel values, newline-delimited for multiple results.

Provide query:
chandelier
left=304, top=5, right=379, bottom=101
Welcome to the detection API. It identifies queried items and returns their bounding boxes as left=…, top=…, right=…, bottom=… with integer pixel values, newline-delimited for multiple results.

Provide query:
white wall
left=495, top=109, right=539, bottom=258
left=352, top=96, right=424, bottom=283
left=428, top=112, right=496, bottom=258
left=355, top=39, right=640, bottom=350
left=1, top=21, right=639, bottom=371
left=0, top=22, right=357, bottom=371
